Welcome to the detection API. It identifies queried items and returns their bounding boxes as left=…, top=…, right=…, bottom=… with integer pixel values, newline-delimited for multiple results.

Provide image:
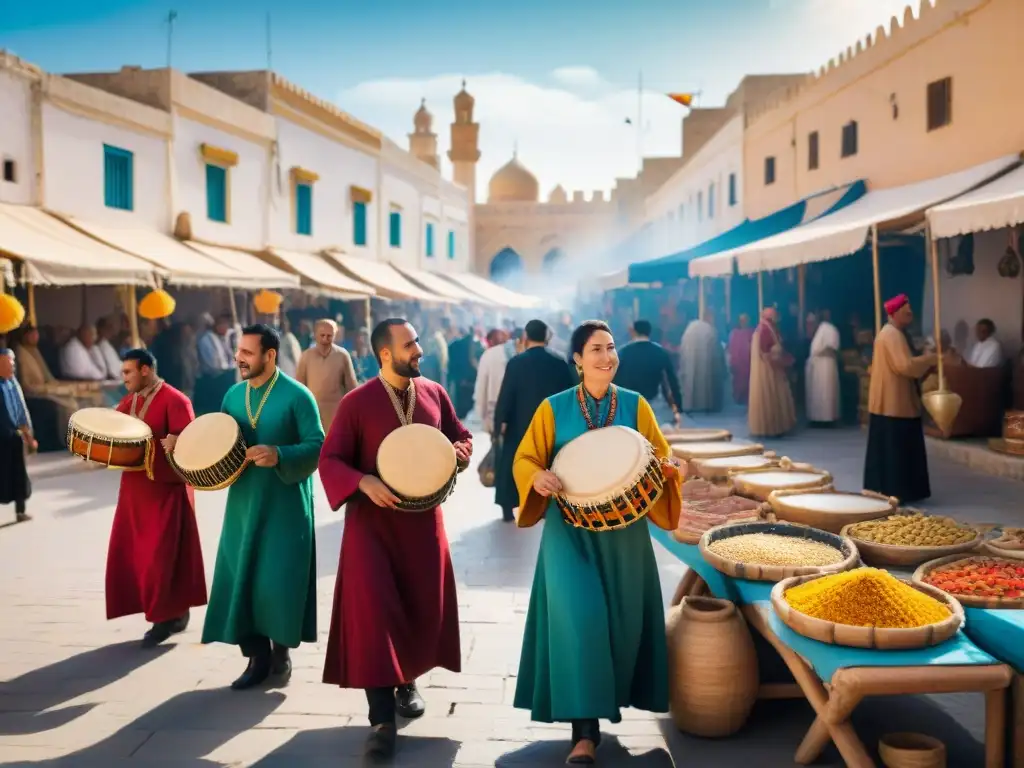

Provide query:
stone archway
left=489, top=247, right=523, bottom=283
left=542, top=247, right=565, bottom=272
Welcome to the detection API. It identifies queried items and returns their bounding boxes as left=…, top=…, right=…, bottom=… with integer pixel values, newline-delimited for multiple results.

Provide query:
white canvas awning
left=0, top=204, right=158, bottom=286
left=692, top=155, right=1020, bottom=277
left=324, top=251, right=450, bottom=302
left=927, top=159, right=1024, bottom=239
left=265, top=248, right=374, bottom=299
left=439, top=272, right=540, bottom=309
left=184, top=242, right=300, bottom=289
left=56, top=215, right=272, bottom=289
left=391, top=263, right=493, bottom=304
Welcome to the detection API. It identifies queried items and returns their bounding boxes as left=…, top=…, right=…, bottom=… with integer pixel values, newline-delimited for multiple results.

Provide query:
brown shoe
left=566, top=738, right=597, bottom=764
left=15, top=512, right=30, bottom=523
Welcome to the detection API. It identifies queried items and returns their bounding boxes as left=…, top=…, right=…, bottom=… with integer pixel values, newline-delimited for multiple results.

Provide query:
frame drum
left=67, top=407, right=153, bottom=472
left=377, top=423, right=458, bottom=512
left=551, top=426, right=667, bottom=532
left=168, top=413, right=248, bottom=491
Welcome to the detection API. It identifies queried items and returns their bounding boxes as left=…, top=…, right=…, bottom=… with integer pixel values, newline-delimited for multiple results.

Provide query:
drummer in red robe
left=319, top=318, right=472, bottom=762
left=105, top=348, right=208, bottom=648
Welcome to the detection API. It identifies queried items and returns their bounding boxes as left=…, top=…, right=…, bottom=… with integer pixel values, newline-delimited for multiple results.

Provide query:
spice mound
left=785, top=568, right=950, bottom=628
left=707, top=532, right=844, bottom=567
left=848, top=512, right=976, bottom=547
left=921, top=557, right=1024, bottom=599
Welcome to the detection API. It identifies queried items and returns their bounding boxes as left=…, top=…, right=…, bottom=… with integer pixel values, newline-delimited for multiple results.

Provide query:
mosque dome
left=488, top=153, right=540, bottom=203
left=548, top=184, right=568, bottom=204
left=454, top=80, right=475, bottom=112
left=413, top=99, right=432, bottom=132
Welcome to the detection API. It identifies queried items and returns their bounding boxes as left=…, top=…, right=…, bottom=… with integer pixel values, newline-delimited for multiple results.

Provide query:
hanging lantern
left=0, top=294, right=26, bottom=334
left=137, top=289, right=176, bottom=320
left=253, top=289, right=284, bottom=315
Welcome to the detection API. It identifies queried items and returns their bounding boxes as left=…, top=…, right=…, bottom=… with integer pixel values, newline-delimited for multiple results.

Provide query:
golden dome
left=454, top=79, right=474, bottom=112
left=488, top=153, right=539, bottom=203
left=413, top=98, right=432, bottom=133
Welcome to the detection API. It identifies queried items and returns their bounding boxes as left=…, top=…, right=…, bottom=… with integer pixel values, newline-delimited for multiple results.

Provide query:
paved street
left=2, top=412, right=1023, bottom=767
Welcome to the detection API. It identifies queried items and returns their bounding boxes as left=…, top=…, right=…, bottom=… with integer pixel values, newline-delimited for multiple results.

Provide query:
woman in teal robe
left=200, top=325, right=325, bottom=690
left=513, top=320, right=682, bottom=764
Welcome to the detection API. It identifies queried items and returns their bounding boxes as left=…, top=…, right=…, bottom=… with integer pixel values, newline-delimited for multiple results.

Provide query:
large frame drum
left=67, top=408, right=154, bottom=475
left=167, top=412, right=249, bottom=491
left=377, top=423, right=459, bottom=512
left=552, top=425, right=668, bottom=532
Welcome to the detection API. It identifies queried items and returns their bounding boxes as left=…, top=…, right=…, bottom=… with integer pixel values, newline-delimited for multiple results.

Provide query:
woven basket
left=672, top=441, right=764, bottom=462
left=841, top=511, right=983, bottom=567
left=771, top=572, right=963, bottom=650
left=729, top=464, right=832, bottom=502
left=879, top=732, right=947, bottom=768
left=698, top=520, right=859, bottom=583
left=912, top=554, right=1024, bottom=609
left=661, top=427, right=731, bottom=443
left=691, top=452, right=779, bottom=481
left=768, top=487, right=897, bottom=534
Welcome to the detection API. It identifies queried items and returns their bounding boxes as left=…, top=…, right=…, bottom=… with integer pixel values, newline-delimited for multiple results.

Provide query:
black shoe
left=395, top=683, right=425, bottom=719
left=364, top=724, right=396, bottom=762
left=141, top=622, right=173, bottom=649
left=168, top=610, right=190, bottom=635
left=230, top=654, right=271, bottom=690
left=15, top=512, right=30, bottom=523
left=270, top=644, right=292, bottom=681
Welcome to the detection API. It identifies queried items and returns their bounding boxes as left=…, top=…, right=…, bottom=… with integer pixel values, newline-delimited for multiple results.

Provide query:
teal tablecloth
left=964, top=606, right=1024, bottom=672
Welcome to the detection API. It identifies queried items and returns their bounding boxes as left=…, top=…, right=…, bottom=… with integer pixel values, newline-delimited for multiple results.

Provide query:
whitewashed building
left=0, top=52, right=38, bottom=206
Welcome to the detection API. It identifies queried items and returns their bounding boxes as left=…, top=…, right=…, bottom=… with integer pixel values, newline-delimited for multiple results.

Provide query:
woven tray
left=671, top=441, right=764, bottom=462
left=661, top=427, right=731, bottom=443
left=729, top=464, right=832, bottom=502
left=841, top=512, right=983, bottom=567
left=768, top=488, right=897, bottom=534
left=691, top=452, right=779, bottom=481
left=673, top=496, right=771, bottom=545
left=698, top=520, right=859, bottom=583
left=912, top=554, right=1024, bottom=609
left=771, top=572, right=963, bottom=650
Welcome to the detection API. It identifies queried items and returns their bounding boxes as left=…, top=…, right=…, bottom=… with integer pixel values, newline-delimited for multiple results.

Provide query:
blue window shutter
left=296, top=183, right=312, bottom=235
left=353, top=201, right=367, bottom=246
left=389, top=211, right=401, bottom=247
left=447, top=230, right=455, bottom=259
left=103, top=144, right=134, bottom=211
left=728, top=173, right=737, bottom=206
left=425, top=222, right=434, bottom=257
left=205, top=164, right=227, bottom=222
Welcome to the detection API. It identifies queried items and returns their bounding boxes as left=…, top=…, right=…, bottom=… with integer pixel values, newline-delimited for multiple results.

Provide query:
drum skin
left=377, top=424, right=459, bottom=513
left=69, top=436, right=147, bottom=468
left=167, top=412, right=249, bottom=491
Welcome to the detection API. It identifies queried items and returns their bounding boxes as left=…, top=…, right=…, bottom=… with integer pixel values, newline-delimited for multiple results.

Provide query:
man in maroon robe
left=319, top=318, right=472, bottom=762
left=106, top=348, right=208, bottom=648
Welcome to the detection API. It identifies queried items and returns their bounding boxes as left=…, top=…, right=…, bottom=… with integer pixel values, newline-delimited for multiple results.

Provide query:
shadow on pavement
left=496, top=735, right=673, bottom=766
left=0, top=641, right=172, bottom=736
left=449, top=518, right=540, bottom=591
left=250, top=729, right=459, bottom=768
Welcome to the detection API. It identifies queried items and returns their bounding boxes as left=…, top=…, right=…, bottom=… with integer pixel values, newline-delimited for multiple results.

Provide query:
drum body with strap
left=168, top=412, right=248, bottom=491
left=377, top=423, right=458, bottom=512
left=552, top=425, right=666, bottom=532
left=67, top=407, right=153, bottom=471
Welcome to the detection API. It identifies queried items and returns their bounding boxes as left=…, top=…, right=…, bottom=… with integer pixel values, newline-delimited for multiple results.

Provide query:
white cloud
left=338, top=71, right=686, bottom=202
left=549, top=66, right=607, bottom=92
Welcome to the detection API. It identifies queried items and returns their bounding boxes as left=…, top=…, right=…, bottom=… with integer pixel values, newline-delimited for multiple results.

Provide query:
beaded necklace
left=245, top=368, right=280, bottom=430
left=379, top=373, right=417, bottom=426
left=576, top=383, right=618, bottom=431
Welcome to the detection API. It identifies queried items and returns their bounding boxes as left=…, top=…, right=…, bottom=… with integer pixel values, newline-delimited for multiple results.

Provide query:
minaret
left=408, top=99, right=439, bottom=170
left=448, top=79, right=480, bottom=268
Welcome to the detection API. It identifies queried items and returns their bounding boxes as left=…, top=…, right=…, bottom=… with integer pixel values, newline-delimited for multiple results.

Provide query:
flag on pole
left=667, top=92, right=695, bottom=107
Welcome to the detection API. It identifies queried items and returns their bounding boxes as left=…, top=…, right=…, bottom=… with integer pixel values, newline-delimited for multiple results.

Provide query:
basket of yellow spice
left=771, top=568, right=963, bottom=650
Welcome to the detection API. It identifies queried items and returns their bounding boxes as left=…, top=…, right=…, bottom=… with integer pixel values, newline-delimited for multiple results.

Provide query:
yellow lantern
left=137, top=289, right=176, bottom=320
left=253, top=289, right=284, bottom=315
left=0, top=294, right=26, bottom=334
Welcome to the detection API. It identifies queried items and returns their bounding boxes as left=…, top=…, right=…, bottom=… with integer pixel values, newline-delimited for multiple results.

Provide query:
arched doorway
left=489, top=247, right=523, bottom=283
left=542, top=247, right=565, bottom=272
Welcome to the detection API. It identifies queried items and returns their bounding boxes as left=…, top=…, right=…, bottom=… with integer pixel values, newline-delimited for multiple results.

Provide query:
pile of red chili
left=922, top=558, right=1024, bottom=599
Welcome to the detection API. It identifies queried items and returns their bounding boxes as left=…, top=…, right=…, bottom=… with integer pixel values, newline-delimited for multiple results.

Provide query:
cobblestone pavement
left=1, top=412, right=1022, bottom=767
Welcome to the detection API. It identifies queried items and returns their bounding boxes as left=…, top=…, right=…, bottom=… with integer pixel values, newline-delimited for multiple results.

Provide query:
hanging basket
left=0, top=294, right=26, bottom=334
left=253, top=290, right=284, bottom=315
left=138, top=289, right=176, bottom=320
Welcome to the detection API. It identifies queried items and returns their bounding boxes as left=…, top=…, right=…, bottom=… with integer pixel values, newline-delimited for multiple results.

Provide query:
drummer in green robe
left=201, top=323, right=324, bottom=690
left=512, top=320, right=682, bottom=765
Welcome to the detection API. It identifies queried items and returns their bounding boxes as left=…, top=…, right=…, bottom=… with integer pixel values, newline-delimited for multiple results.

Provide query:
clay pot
left=878, top=732, right=946, bottom=768
left=665, top=596, right=758, bottom=737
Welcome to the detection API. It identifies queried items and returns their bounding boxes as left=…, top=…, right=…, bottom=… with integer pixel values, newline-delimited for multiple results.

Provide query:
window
left=841, top=121, right=858, bottom=158
left=103, top=144, right=134, bottom=211
left=678, top=203, right=685, bottom=221
left=708, top=182, right=715, bottom=219
left=808, top=131, right=820, bottom=171
left=205, top=164, right=228, bottom=223
left=697, top=191, right=703, bottom=221
left=425, top=221, right=435, bottom=257
left=927, top=77, right=952, bottom=131
left=353, top=201, right=367, bottom=246
left=295, top=182, right=312, bottom=235
left=728, top=173, right=737, bottom=207
left=2, top=159, right=15, bottom=184
left=447, top=230, right=456, bottom=259
left=764, top=156, right=776, bottom=186
left=389, top=210, right=402, bottom=247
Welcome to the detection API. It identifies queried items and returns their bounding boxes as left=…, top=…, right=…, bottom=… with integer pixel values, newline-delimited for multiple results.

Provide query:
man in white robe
left=804, top=311, right=841, bottom=425
left=61, top=326, right=109, bottom=381
left=474, top=328, right=521, bottom=434
left=679, top=309, right=725, bottom=413
left=965, top=318, right=1004, bottom=368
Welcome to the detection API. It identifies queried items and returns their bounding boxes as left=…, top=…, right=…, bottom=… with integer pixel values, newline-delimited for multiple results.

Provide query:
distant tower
left=448, top=80, right=480, bottom=204
left=409, top=99, right=439, bottom=170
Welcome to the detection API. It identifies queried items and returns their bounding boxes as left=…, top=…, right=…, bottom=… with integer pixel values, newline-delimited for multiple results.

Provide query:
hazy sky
left=4, top=0, right=923, bottom=200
